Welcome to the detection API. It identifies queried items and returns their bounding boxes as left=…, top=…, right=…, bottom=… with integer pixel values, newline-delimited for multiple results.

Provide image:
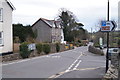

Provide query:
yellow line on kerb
left=75, top=67, right=99, bottom=71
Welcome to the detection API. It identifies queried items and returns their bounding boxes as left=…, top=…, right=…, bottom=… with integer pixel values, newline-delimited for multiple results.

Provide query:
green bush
left=79, top=43, right=83, bottom=46
left=56, top=43, right=60, bottom=52
left=43, top=44, right=51, bottom=54
left=93, top=43, right=100, bottom=47
left=78, top=40, right=81, bottom=43
left=36, top=43, right=43, bottom=54
left=20, top=42, right=31, bottom=59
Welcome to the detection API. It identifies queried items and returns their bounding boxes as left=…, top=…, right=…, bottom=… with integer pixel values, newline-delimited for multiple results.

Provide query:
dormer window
left=0, top=8, right=3, bottom=22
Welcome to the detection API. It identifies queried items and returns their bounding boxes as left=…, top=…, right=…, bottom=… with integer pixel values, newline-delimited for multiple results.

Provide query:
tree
left=58, top=8, right=85, bottom=42
left=13, top=23, right=35, bottom=42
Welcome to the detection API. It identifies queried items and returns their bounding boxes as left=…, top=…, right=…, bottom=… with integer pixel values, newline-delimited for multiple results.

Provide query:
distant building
left=32, top=18, right=64, bottom=43
left=0, top=0, right=15, bottom=55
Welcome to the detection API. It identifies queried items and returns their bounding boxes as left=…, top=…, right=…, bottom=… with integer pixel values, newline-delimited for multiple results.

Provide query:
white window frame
left=0, top=31, right=3, bottom=46
left=0, top=8, right=3, bottom=22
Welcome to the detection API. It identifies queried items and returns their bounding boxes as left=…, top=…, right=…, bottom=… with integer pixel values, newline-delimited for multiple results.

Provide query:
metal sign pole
left=118, top=47, right=120, bottom=80
left=106, top=0, right=110, bottom=72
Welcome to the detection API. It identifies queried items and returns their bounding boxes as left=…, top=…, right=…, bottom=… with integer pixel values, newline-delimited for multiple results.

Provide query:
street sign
left=28, top=43, right=36, bottom=51
left=101, top=21, right=117, bottom=32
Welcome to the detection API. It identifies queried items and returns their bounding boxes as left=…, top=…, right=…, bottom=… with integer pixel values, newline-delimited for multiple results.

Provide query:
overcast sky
left=10, top=0, right=119, bottom=32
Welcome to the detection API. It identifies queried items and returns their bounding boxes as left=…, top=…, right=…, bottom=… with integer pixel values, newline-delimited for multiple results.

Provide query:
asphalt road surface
left=2, top=46, right=106, bottom=78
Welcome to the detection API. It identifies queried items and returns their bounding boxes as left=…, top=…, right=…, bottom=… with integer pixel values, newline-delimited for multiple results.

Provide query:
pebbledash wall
left=0, top=0, right=15, bottom=55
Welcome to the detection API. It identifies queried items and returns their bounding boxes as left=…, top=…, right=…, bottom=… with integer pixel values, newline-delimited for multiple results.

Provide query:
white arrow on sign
left=111, top=21, right=117, bottom=31
left=101, top=21, right=117, bottom=32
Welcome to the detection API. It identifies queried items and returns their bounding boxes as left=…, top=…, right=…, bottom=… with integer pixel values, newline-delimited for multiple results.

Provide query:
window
left=0, top=32, right=3, bottom=45
left=0, top=8, right=3, bottom=21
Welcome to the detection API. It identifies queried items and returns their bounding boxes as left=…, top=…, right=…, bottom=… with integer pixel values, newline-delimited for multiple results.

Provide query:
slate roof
left=32, top=18, right=62, bottom=28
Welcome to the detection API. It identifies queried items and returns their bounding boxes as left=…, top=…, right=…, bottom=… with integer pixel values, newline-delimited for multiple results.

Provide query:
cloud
left=10, top=0, right=119, bottom=32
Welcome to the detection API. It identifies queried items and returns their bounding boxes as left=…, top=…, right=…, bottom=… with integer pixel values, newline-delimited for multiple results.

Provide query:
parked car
left=108, top=48, right=119, bottom=60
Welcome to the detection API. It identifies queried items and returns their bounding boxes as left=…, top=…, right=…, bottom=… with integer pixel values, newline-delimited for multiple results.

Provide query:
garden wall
left=2, top=43, right=66, bottom=62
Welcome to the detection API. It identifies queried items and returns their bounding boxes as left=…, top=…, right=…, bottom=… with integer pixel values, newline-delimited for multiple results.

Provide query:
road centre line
left=65, top=53, right=83, bottom=72
left=73, top=60, right=82, bottom=70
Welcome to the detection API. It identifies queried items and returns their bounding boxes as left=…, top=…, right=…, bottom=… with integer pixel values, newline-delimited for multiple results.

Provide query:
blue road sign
left=101, top=21, right=106, bottom=26
left=101, top=21, right=117, bottom=32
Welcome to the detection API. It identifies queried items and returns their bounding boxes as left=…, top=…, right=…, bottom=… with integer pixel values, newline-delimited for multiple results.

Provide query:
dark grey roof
left=32, top=18, right=62, bottom=28
left=41, top=18, right=62, bottom=28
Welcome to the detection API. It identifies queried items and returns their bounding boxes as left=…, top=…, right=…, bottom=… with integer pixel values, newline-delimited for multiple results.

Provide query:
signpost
left=101, top=0, right=117, bottom=73
left=101, top=20, right=117, bottom=72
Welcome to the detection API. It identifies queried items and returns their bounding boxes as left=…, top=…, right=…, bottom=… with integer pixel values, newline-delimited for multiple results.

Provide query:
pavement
left=2, top=45, right=106, bottom=79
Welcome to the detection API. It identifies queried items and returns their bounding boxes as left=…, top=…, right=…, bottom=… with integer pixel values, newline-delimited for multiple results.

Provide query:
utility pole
left=106, top=0, right=110, bottom=72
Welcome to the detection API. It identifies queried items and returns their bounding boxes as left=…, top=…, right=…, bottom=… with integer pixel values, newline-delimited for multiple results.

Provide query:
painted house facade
left=32, top=18, right=64, bottom=43
left=0, top=0, right=15, bottom=54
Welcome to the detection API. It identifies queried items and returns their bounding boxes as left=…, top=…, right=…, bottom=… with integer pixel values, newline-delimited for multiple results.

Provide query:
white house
left=0, top=0, right=15, bottom=55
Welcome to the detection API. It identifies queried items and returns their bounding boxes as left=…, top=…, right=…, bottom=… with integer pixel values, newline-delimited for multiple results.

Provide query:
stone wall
left=88, top=45, right=104, bottom=55
left=2, top=53, right=22, bottom=62
left=103, top=52, right=119, bottom=80
left=111, top=53, right=119, bottom=69
left=103, top=65, right=118, bottom=79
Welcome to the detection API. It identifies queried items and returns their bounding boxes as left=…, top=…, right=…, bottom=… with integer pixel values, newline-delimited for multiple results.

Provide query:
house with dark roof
left=0, top=0, right=15, bottom=55
left=32, top=18, right=64, bottom=43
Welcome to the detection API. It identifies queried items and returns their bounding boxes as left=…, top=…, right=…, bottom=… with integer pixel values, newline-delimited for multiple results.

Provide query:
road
left=2, top=46, right=106, bottom=78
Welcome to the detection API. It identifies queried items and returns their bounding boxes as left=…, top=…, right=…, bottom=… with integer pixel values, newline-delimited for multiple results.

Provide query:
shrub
left=20, top=42, right=31, bottom=59
left=79, top=43, right=83, bottom=46
left=43, top=44, right=51, bottom=54
left=93, top=43, right=100, bottom=47
left=56, top=43, right=60, bottom=52
left=36, top=43, right=43, bottom=54
left=78, top=40, right=81, bottom=43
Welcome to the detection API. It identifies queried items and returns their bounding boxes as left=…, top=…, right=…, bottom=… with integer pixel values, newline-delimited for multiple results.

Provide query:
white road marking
left=65, top=53, right=83, bottom=72
left=2, top=53, right=61, bottom=66
left=2, top=56, right=44, bottom=66
left=73, top=60, right=82, bottom=70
